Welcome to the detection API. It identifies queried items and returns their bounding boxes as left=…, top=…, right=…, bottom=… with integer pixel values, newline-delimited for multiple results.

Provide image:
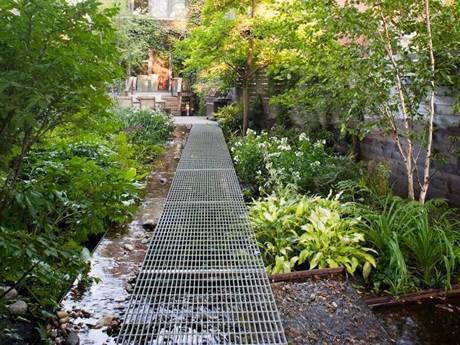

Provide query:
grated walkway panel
left=117, top=124, right=287, bottom=344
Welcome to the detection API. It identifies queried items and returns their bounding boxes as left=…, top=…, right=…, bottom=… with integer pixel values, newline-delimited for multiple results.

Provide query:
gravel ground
left=272, top=277, right=392, bottom=345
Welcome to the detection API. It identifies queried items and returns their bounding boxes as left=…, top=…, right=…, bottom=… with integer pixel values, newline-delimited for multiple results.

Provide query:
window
left=150, top=0, right=186, bottom=19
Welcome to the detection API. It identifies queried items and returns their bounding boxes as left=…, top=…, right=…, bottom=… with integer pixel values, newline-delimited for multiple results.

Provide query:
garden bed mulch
left=271, top=275, right=392, bottom=345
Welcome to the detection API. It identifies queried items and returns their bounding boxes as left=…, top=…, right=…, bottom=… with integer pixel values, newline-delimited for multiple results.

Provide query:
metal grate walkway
left=117, top=124, right=287, bottom=344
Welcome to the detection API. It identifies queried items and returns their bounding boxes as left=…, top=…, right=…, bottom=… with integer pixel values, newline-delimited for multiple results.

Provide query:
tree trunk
left=242, top=80, right=250, bottom=135
left=419, top=0, right=436, bottom=204
left=351, top=134, right=361, bottom=160
left=242, top=0, right=256, bottom=136
left=406, top=159, right=415, bottom=200
left=0, top=128, right=35, bottom=216
left=379, top=9, right=416, bottom=200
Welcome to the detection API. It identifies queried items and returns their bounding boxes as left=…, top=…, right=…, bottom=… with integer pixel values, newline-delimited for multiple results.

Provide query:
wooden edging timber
left=269, top=267, right=345, bottom=283
left=270, top=268, right=460, bottom=309
left=364, top=285, right=460, bottom=308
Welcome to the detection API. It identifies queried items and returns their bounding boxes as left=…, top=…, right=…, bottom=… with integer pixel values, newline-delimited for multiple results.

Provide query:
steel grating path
left=117, top=124, right=287, bottom=345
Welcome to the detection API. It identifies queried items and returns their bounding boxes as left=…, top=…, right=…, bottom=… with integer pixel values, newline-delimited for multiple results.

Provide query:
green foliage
left=2, top=134, right=142, bottom=241
left=0, top=0, right=177, bottom=329
left=231, top=130, right=360, bottom=197
left=113, top=107, right=174, bottom=161
left=176, top=0, right=274, bottom=108
left=337, top=161, right=392, bottom=205
left=116, top=17, right=183, bottom=75
left=214, top=103, right=243, bottom=138
left=0, top=227, right=87, bottom=310
left=0, top=0, right=121, bottom=210
left=262, top=0, right=460, bottom=200
left=354, top=197, right=460, bottom=295
left=249, top=189, right=376, bottom=276
left=0, top=105, right=174, bottom=318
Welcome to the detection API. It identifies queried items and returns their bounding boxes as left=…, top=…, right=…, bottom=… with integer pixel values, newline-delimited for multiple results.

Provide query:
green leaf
left=124, top=167, right=137, bottom=181
left=309, top=252, right=323, bottom=269
left=363, top=261, right=372, bottom=281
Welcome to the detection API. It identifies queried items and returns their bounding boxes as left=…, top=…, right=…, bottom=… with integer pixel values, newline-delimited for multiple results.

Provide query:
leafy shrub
left=355, top=197, right=460, bottom=295
left=0, top=227, right=87, bottom=311
left=231, top=131, right=360, bottom=197
left=113, top=107, right=174, bottom=160
left=337, top=161, right=392, bottom=205
left=214, top=103, right=243, bottom=138
left=0, top=106, right=174, bottom=319
left=249, top=189, right=376, bottom=276
left=5, top=136, right=142, bottom=239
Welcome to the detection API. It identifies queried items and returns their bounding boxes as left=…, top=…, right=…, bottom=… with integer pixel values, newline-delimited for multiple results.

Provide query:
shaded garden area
left=178, top=0, right=460, bottom=296
left=1, top=0, right=460, bottom=344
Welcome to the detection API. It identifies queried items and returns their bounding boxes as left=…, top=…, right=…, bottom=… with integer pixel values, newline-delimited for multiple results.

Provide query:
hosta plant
left=249, top=189, right=376, bottom=276
left=297, top=202, right=376, bottom=277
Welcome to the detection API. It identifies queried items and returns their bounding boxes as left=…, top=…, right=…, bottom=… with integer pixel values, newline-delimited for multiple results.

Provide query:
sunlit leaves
left=249, top=189, right=376, bottom=276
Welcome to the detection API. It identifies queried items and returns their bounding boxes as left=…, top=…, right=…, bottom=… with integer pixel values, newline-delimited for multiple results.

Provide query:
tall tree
left=262, top=0, right=459, bottom=203
left=339, top=0, right=459, bottom=203
left=177, top=0, right=273, bottom=134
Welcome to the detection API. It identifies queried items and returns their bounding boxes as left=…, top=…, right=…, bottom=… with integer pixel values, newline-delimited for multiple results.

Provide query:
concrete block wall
left=360, top=94, right=460, bottom=205
left=243, top=70, right=460, bottom=205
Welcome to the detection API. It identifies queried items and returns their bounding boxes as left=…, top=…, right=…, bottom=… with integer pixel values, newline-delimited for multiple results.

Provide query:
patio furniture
left=117, top=96, right=133, bottom=108
left=138, top=96, right=156, bottom=110
left=155, top=100, right=166, bottom=110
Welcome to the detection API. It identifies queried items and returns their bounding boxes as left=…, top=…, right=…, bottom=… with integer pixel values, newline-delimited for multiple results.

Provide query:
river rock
left=94, top=314, right=114, bottom=329
left=57, top=310, right=68, bottom=319
left=141, top=238, right=149, bottom=244
left=1, top=287, right=18, bottom=300
left=8, top=300, right=28, bottom=316
left=123, top=244, right=134, bottom=252
left=159, top=177, right=168, bottom=184
left=65, top=331, right=80, bottom=345
left=331, top=301, right=338, bottom=309
left=133, top=231, right=145, bottom=238
left=142, top=220, right=157, bottom=231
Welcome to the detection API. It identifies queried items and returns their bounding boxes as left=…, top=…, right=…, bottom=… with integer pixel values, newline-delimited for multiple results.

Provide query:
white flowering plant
left=249, top=189, right=376, bottom=277
left=231, top=131, right=359, bottom=197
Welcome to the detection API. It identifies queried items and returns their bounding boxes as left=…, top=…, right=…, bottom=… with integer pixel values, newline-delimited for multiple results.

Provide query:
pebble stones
left=57, top=310, right=69, bottom=319
left=1, top=286, right=23, bottom=318
left=124, top=283, right=133, bottom=293
left=94, top=314, right=114, bottom=329
left=50, top=310, right=82, bottom=345
left=123, top=243, right=135, bottom=252
left=65, top=330, right=80, bottom=345
left=1, top=286, right=18, bottom=300
left=142, top=219, right=157, bottom=231
left=8, top=300, right=28, bottom=316
left=141, top=238, right=150, bottom=244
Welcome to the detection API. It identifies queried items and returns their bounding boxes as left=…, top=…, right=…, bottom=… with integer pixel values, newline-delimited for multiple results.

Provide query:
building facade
left=128, top=0, right=187, bottom=20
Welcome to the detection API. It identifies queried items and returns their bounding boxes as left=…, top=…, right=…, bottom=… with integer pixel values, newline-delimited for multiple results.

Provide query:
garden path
left=117, top=124, right=287, bottom=344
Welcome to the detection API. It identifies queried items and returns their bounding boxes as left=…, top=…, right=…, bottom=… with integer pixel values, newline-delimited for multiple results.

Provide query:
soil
left=272, top=276, right=392, bottom=345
